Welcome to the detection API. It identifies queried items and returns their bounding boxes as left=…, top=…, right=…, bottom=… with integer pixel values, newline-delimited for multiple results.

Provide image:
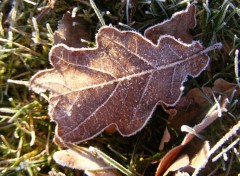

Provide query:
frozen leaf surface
left=53, top=148, right=120, bottom=176
left=144, top=3, right=196, bottom=44
left=30, top=26, right=210, bottom=143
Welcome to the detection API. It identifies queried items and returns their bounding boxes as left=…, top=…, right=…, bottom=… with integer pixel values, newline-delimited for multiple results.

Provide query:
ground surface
left=0, top=0, right=239, bottom=175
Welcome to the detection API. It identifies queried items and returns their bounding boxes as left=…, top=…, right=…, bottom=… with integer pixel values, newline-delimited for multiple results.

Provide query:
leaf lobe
left=30, top=26, right=210, bottom=143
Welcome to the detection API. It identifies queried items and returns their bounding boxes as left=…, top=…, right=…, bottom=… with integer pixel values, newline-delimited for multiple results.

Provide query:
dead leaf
left=155, top=144, right=185, bottom=176
left=191, top=141, right=210, bottom=175
left=155, top=97, right=229, bottom=176
left=159, top=78, right=239, bottom=150
left=163, top=154, right=190, bottom=175
left=163, top=140, right=210, bottom=176
left=54, top=10, right=92, bottom=48
left=168, top=87, right=213, bottom=128
left=30, top=26, right=211, bottom=143
left=53, top=148, right=120, bottom=176
left=144, top=3, right=196, bottom=44
left=159, top=87, right=212, bottom=150
left=212, top=78, right=240, bottom=97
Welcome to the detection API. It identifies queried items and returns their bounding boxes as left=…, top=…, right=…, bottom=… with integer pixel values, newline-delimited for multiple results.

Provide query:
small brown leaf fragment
left=155, top=145, right=185, bottom=176
left=164, top=154, right=190, bottom=175
left=212, top=78, right=240, bottom=97
left=54, top=10, right=92, bottom=48
left=164, top=140, right=210, bottom=176
left=30, top=26, right=211, bottom=143
left=167, top=87, right=213, bottom=129
left=53, top=148, right=120, bottom=176
left=144, top=3, right=196, bottom=44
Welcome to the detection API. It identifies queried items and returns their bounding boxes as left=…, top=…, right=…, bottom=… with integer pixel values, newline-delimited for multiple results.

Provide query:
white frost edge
left=143, top=3, right=196, bottom=39
left=31, top=25, right=219, bottom=144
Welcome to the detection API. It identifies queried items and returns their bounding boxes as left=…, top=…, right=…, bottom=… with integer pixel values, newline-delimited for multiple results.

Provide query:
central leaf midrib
left=53, top=53, right=201, bottom=98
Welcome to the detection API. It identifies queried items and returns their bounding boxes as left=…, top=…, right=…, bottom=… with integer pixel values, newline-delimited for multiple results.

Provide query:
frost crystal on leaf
left=30, top=26, right=210, bottom=143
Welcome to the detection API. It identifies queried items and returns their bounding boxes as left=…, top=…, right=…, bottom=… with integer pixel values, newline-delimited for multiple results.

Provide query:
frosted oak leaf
left=30, top=26, right=212, bottom=143
left=145, top=3, right=196, bottom=44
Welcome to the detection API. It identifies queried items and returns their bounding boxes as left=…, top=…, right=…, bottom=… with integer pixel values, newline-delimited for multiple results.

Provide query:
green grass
left=0, top=0, right=239, bottom=175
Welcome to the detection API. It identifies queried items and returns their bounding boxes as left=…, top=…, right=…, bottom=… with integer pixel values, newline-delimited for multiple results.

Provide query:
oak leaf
left=144, top=3, right=196, bottom=44
left=53, top=148, right=120, bottom=176
left=30, top=26, right=210, bottom=143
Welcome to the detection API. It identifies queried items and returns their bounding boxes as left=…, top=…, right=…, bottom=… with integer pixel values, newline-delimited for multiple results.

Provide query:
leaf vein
left=62, top=82, right=120, bottom=137
left=102, top=34, right=156, bottom=68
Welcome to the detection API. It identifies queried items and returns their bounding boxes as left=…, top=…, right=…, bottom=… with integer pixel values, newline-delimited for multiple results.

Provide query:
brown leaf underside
left=30, top=26, right=209, bottom=143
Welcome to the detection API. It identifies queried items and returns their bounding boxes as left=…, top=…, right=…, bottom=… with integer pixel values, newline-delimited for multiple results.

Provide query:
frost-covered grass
left=0, top=0, right=239, bottom=175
